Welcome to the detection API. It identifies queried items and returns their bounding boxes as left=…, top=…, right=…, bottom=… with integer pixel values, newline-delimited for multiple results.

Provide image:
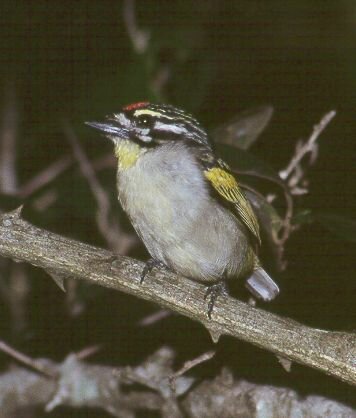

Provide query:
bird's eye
left=136, top=115, right=153, bottom=129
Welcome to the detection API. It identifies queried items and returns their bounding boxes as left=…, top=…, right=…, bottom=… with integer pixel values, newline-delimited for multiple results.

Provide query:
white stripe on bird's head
left=133, top=109, right=173, bottom=119
left=113, top=113, right=131, bottom=127
left=154, top=121, right=187, bottom=135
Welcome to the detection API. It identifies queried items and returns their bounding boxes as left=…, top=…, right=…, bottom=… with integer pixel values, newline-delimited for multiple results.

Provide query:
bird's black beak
left=85, top=121, right=130, bottom=139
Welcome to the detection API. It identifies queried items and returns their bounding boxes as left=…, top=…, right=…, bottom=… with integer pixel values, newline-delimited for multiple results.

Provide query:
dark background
left=0, top=1, right=355, bottom=416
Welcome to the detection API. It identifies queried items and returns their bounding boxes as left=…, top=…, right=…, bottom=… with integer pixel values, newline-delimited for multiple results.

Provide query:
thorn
left=206, top=327, right=222, bottom=344
left=1, top=205, right=24, bottom=226
left=45, top=269, right=67, bottom=292
left=276, top=355, right=292, bottom=372
left=13, top=205, right=24, bottom=217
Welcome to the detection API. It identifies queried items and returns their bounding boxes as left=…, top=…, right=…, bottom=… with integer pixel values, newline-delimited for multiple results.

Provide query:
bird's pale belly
left=117, top=146, right=254, bottom=283
left=121, top=185, right=253, bottom=283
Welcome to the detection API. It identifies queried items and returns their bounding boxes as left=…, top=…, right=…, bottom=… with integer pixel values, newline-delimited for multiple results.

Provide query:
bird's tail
left=245, top=268, right=279, bottom=301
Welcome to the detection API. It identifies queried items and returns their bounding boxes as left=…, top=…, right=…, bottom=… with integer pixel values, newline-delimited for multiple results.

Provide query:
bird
left=86, top=102, right=279, bottom=318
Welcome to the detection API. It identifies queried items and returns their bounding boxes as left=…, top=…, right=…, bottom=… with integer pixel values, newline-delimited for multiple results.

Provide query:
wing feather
left=204, top=159, right=261, bottom=244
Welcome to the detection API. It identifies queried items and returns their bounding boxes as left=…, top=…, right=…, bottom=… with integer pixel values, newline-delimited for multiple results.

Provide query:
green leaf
left=315, top=212, right=356, bottom=243
left=211, top=105, right=273, bottom=150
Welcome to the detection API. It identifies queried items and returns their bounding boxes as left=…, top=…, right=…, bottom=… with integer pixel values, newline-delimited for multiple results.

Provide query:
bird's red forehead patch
left=123, top=102, right=149, bottom=111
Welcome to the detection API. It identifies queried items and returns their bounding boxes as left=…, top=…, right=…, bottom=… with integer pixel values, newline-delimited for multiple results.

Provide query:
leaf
left=215, top=144, right=285, bottom=189
left=243, top=189, right=283, bottom=243
left=291, top=209, right=313, bottom=226
left=211, top=105, right=273, bottom=150
left=315, top=212, right=356, bottom=243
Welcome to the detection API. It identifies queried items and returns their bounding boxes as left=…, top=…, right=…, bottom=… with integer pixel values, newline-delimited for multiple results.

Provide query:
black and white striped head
left=86, top=102, right=209, bottom=148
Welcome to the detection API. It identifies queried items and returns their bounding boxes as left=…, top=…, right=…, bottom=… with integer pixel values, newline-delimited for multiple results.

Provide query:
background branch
left=0, top=84, right=18, bottom=194
left=0, top=208, right=355, bottom=387
left=64, top=123, right=137, bottom=254
left=0, top=347, right=354, bottom=418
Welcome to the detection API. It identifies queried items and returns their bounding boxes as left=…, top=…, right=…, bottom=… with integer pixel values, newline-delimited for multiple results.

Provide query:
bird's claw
left=204, top=282, right=228, bottom=319
left=140, top=258, right=167, bottom=284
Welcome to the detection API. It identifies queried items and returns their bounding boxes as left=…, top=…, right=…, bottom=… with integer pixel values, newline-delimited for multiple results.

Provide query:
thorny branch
left=0, top=88, right=351, bottom=415
left=0, top=208, right=355, bottom=388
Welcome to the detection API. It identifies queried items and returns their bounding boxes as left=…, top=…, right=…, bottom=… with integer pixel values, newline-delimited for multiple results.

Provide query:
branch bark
left=0, top=208, right=355, bottom=386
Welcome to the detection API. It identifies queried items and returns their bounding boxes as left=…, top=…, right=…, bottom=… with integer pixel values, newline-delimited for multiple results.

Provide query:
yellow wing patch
left=204, top=166, right=261, bottom=244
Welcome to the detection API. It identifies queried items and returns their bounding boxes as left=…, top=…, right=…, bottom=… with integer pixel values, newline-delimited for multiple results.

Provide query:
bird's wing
left=203, top=157, right=261, bottom=244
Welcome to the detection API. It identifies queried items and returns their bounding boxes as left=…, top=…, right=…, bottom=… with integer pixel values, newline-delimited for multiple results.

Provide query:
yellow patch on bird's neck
left=114, top=140, right=141, bottom=169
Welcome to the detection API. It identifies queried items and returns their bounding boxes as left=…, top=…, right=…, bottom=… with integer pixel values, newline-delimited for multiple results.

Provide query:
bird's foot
left=140, top=258, right=167, bottom=284
left=204, top=281, right=228, bottom=319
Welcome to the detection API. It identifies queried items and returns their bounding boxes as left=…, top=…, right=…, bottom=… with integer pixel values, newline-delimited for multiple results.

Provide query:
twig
left=275, top=111, right=336, bottom=262
left=18, top=155, right=73, bottom=198
left=93, top=152, right=116, bottom=171
left=0, top=89, right=70, bottom=337
left=123, top=0, right=150, bottom=54
left=279, top=111, right=336, bottom=182
left=0, top=84, right=18, bottom=194
left=0, top=340, right=57, bottom=378
left=243, top=183, right=293, bottom=271
left=32, top=189, right=59, bottom=212
left=75, top=344, right=102, bottom=360
left=169, top=350, right=215, bottom=393
left=6, top=263, right=29, bottom=337
left=64, top=123, right=137, bottom=254
left=151, top=65, right=171, bottom=99
left=0, top=208, right=355, bottom=386
left=122, top=0, right=170, bottom=99
left=138, top=309, right=172, bottom=326
left=266, top=111, right=336, bottom=268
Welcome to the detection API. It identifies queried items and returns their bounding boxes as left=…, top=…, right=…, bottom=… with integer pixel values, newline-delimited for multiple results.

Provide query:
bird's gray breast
left=116, top=142, right=250, bottom=282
